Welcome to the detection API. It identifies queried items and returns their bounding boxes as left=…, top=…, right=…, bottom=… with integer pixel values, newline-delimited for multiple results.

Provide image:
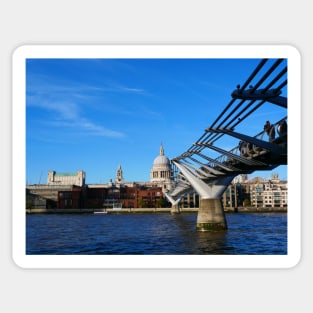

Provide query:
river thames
left=26, top=212, right=287, bottom=255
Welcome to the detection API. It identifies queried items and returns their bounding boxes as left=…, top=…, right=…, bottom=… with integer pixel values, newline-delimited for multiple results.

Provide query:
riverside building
left=26, top=145, right=172, bottom=210
left=26, top=146, right=287, bottom=211
left=221, top=174, right=287, bottom=210
left=249, top=174, right=287, bottom=209
left=47, top=170, right=85, bottom=187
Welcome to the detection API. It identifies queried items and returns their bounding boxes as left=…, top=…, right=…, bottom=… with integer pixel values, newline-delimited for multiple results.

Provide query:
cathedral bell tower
left=115, top=164, right=124, bottom=185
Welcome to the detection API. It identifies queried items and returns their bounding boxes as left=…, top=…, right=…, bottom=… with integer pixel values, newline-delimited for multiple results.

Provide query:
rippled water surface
left=26, top=213, right=287, bottom=255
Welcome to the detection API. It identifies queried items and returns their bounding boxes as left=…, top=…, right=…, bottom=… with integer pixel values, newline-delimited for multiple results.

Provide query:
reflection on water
left=194, top=232, right=230, bottom=254
left=26, top=212, right=287, bottom=255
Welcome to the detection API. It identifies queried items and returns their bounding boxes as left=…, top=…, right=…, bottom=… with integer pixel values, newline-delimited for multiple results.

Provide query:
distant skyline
left=26, top=57, right=287, bottom=184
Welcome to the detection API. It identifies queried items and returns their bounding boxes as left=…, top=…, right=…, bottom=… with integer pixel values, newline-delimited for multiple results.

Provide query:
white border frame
left=12, top=45, right=301, bottom=269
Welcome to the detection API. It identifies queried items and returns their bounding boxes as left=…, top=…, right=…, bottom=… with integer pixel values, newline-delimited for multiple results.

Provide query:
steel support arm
left=173, top=160, right=234, bottom=199
left=164, top=193, right=183, bottom=206
left=187, top=156, right=225, bottom=175
left=168, top=183, right=193, bottom=198
left=182, top=159, right=216, bottom=178
left=194, top=151, right=240, bottom=172
left=196, top=142, right=266, bottom=166
left=231, top=88, right=287, bottom=108
left=207, top=128, right=285, bottom=155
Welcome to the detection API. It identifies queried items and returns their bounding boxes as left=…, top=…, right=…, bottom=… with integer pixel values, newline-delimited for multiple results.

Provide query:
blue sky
left=26, top=58, right=287, bottom=184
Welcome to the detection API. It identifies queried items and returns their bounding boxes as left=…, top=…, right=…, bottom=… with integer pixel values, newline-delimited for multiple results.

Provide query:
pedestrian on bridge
left=264, top=120, right=275, bottom=142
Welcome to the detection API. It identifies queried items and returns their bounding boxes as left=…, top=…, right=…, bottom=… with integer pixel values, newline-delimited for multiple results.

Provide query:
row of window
left=152, top=171, right=171, bottom=178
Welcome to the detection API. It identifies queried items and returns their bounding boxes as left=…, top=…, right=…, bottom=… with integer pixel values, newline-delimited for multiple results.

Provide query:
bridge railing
left=223, top=116, right=287, bottom=158
left=173, top=115, right=288, bottom=180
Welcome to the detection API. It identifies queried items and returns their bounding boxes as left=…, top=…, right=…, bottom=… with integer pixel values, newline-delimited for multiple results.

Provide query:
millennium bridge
left=165, top=58, right=288, bottom=231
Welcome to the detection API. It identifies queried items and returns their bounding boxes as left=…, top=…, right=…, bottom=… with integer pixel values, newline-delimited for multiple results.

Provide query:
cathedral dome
left=150, top=144, right=173, bottom=192
left=152, top=144, right=170, bottom=166
left=153, top=154, right=170, bottom=166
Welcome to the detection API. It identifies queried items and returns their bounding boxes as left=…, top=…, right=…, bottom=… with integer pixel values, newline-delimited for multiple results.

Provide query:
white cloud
left=26, top=74, right=150, bottom=139
left=76, top=118, right=124, bottom=138
left=27, top=96, right=125, bottom=139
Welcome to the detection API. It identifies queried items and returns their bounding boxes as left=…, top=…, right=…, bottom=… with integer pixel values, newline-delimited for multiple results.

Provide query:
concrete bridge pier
left=172, top=160, right=234, bottom=231
left=197, top=198, right=227, bottom=231
left=164, top=193, right=182, bottom=214
left=170, top=204, right=180, bottom=214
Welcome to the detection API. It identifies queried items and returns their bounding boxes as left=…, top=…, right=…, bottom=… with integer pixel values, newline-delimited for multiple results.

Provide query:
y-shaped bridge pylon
left=173, top=160, right=233, bottom=230
left=165, top=58, right=288, bottom=231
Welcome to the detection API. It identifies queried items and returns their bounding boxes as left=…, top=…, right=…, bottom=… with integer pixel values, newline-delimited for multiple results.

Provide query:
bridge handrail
left=174, top=116, right=287, bottom=174
left=203, top=116, right=288, bottom=169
